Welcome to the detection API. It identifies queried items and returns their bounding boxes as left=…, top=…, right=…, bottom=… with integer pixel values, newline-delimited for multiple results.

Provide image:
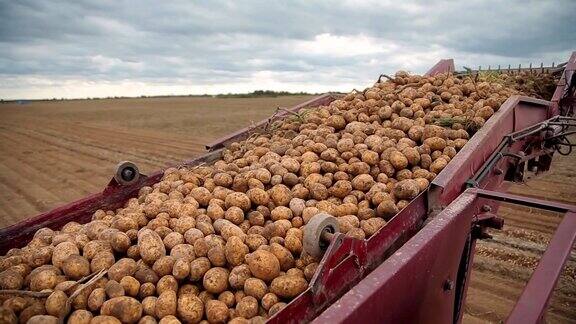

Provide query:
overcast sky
left=0, top=0, right=574, bottom=100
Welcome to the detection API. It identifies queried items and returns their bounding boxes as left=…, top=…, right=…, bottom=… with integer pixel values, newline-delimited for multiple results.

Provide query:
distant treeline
left=215, top=90, right=316, bottom=98
left=1, top=90, right=318, bottom=103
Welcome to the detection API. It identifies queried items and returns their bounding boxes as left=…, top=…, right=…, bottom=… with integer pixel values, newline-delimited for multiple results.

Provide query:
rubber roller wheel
left=303, top=213, right=339, bottom=259
left=114, top=161, right=139, bottom=186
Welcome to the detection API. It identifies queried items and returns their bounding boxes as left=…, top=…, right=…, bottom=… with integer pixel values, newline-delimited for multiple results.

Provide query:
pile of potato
left=0, top=71, right=519, bottom=324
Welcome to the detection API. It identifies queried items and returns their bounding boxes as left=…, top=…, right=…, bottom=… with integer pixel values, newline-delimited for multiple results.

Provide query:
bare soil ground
left=0, top=95, right=313, bottom=227
left=463, top=147, right=576, bottom=323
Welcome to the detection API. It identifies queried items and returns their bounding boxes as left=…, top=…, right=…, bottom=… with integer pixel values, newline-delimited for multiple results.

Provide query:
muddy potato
left=269, top=243, right=294, bottom=271
left=361, top=218, right=387, bottom=236
left=225, top=236, right=249, bottom=267
left=101, top=296, right=143, bottom=324
left=163, top=232, right=184, bottom=250
left=423, top=137, right=447, bottom=151
left=268, top=184, right=292, bottom=206
left=45, top=290, right=68, bottom=317
left=67, top=309, right=93, bottom=324
left=0, top=306, right=17, bottom=324
left=205, top=300, right=228, bottom=323
left=156, top=291, right=177, bottom=319
left=189, top=257, right=211, bottom=282
left=268, top=302, right=287, bottom=317
left=172, top=259, right=190, bottom=280
left=207, top=246, right=226, bottom=267
left=245, top=250, right=281, bottom=282
left=105, top=280, right=125, bottom=298
left=83, top=240, right=113, bottom=260
left=236, top=296, right=258, bottom=319
left=430, top=157, right=448, bottom=174
left=393, top=179, right=420, bottom=200
left=26, top=315, right=59, bottom=324
left=52, top=241, right=80, bottom=269
left=142, top=296, right=157, bottom=317
left=270, top=275, right=308, bottom=298
left=120, top=276, right=141, bottom=297
left=62, top=255, right=90, bottom=280
left=90, top=315, right=122, bottom=324
left=203, top=267, right=229, bottom=294
left=88, top=288, right=106, bottom=311
left=388, top=151, right=408, bottom=170
left=243, top=278, right=267, bottom=300
left=153, top=256, right=177, bottom=277
left=157, top=276, right=178, bottom=295
left=108, top=258, right=138, bottom=282
left=177, top=294, right=204, bottom=324
left=29, top=269, right=58, bottom=291
left=138, top=229, right=166, bottom=264
left=0, top=270, right=23, bottom=290
left=2, top=297, right=27, bottom=314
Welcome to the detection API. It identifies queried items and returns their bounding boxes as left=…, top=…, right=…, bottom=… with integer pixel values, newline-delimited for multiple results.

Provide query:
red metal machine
left=1, top=52, right=575, bottom=324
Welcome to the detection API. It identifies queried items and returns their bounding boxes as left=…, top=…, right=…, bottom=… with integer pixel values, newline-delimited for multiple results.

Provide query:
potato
left=157, top=275, right=178, bottom=295
left=202, top=267, right=229, bottom=294
left=205, top=300, right=228, bottom=324
left=243, top=278, right=267, bottom=300
left=153, top=256, right=177, bottom=277
left=0, top=307, right=17, bottom=324
left=269, top=243, right=294, bottom=271
left=26, top=315, right=59, bottom=324
left=105, top=280, right=125, bottom=298
left=2, top=297, right=27, bottom=314
left=139, top=283, right=156, bottom=299
left=101, top=296, right=143, bottom=324
left=120, top=276, right=141, bottom=297
left=189, top=257, right=211, bottom=282
left=88, top=288, right=106, bottom=311
left=108, top=258, right=138, bottom=282
left=235, top=296, right=258, bottom=319
left=19, top=302, right=46, bottom=324
left=430, top=157, right=448, bottom=174
left=245, top=250, right=280, bottom=282
left=29, top=269, right=58, bottom=291
left=158, top=315, right=181, bottom=324
left=142, top=296, right=157, bottom=317
left=156, top=291, right=177, bottom=319
left=52, top=241, right=80, bottom=269
left=90, top=315, right=122, bottom=324
left=423, top=137, right=447, bottom=151
left=225, top=236, right=249, bottom=267
left=351, top=174, right=375, bottom=191
left=138, top=229, right=166, bottom=264
left=0, top=270, right=23, bottom=290
left=393, top=179, right=420, bottom=200
left=270, top=275, right=308, bottom=298
left=67, top=309, right=93, bottom=324
left=172, top=259, right=190, bottom=280
left=163, top=232, right=184, bottom=250
left=62, top=255, right=90, bottom=280
left=45, top=290, right=68, bottom=317
left=268, top=302, right=286, bottom=316
left=268, top=184, right=292, bottom=206
left=361, top=218, right=387, bottom=236
left=177, top=294, right=204, bottom=324
left=91, top=251, right=116, bottom=273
